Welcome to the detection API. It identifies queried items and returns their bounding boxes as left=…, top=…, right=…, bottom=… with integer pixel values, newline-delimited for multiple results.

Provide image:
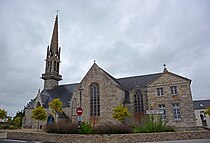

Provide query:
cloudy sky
left=0, top=0, right=210, bottom=116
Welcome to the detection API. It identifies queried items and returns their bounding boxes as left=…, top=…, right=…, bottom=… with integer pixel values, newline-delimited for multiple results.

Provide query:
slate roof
left=193, top=100, right=210, bottom=109
left=43, top=83, right=78, bottom=108
left=117, top=73, right=162, bottom=91
left=25, top=83, right=78, bottom=109
left=26, top=72, right=162, bottom=109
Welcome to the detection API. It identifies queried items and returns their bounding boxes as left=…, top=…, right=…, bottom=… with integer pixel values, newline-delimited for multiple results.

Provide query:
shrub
left=133, top=115, right=175, bottom=133
left=46, top=122, right=78, bottom=134
left=79, top=122, right=93, bottom=134
left=93, top=123, right=132, bottom=134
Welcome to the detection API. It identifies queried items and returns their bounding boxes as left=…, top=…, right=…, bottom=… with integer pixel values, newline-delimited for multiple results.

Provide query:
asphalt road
left=143, top=139, right=210, bottom=143
left=0, top=139, right=55, bottom=143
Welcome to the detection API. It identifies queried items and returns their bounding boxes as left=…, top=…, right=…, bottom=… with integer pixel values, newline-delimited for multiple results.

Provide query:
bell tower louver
left=41, top=14, right=62, bottom=89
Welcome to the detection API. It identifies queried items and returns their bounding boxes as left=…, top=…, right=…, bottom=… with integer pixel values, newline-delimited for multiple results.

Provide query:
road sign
left=76, top=107, right=83, bottom=116
left=146, top=110, right=164, bottom=115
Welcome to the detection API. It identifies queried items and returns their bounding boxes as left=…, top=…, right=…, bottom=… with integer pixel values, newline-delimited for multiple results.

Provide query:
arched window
left=47, top=115, right=54, bottom=124
left=90, top=83, right=100, bottom=116
left=134, top=90, right=144, bottom=112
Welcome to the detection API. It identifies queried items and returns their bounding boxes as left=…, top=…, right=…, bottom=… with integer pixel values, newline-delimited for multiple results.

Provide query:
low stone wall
left=7, top=130, right=210, bottom=143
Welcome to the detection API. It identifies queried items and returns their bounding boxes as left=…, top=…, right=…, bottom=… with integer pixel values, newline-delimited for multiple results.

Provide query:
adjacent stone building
left=193, top=100, right=210, bottom=127
left=23, top=15, right=196, bottom=129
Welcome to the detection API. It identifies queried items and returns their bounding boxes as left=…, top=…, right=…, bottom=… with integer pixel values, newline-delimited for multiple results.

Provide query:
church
left=23, top=14, right=196, bottom=129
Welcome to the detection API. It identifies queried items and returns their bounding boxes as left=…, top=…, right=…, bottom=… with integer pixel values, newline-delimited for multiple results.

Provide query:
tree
left=7, top=116, right=13, bottom=124
left=13, top=117, right=21, bottom=128
left=13, top=110, right=25, bottom=127
left=32, top=106, right=47, bottom=131
left=205, top=106, right=210, bottom=116
left=49, top=98, right=63, bottom=122
left=0, top=109, right=7, bottom=120
left=112, top=104, right=131, bottom=123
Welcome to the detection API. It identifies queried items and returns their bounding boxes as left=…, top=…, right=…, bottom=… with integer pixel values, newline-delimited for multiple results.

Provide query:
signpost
left=76, top=107, right=83, bottom=129
left=146, top=109, right=164, bottom=115
left=76, top=107, right=83, bottom=116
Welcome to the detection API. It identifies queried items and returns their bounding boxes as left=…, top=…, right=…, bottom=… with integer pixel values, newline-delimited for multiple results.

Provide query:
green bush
left=133, top=115, right=175, bottom=133
left=93, top=123, right=132, bottom=134
left=79, top=122, right=93, bottom=134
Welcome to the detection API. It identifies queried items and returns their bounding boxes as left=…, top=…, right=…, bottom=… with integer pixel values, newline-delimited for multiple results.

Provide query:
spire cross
left=163, top=64, right=166, bottom=69
left=57, top=10, right=59, bottom=15
left=163, top=64, right=168, bottom=72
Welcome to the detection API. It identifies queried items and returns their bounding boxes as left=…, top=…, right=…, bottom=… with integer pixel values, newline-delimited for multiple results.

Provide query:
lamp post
left=79, top=85, right=83, bottom=107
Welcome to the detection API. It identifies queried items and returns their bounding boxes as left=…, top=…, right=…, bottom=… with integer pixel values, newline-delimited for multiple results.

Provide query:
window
left=173, top=103, right=181, bottom=120
left=170, top=86, right=178, bottom=95
left=157, top=88, right=164, bottom=96
left=90, top=83, right=100, bottom=116
left=134, top=90, right=144, bottom=112
left=158, top=104, right=166, bottom=120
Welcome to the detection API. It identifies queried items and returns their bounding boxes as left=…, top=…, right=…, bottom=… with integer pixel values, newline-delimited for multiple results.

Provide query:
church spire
left=49, top=14, right=59, bottom=57
left=41, top=13, right=62, bottom=90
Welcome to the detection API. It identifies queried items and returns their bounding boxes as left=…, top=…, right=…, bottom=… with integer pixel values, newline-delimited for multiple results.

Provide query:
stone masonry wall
left=7, top=130, right=210, bottom=143
left=71, top=64, right=125, bottom=125
left=147, top=72, right=196, bottom=128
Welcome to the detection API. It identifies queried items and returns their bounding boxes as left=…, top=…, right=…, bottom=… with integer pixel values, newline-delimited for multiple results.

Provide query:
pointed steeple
left=41, top=13, right=62, bottom=90
left=50, top=14, right=59, bottom=57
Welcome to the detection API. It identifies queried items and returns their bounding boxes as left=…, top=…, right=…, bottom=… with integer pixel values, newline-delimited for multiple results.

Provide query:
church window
left=54, top=61, right=56, bottom=72
left=49, top=61, right=52, bottom=72
left=158, top=104, right=166, bottom=120
left=134, top=90, right=144, bottom=112
left=90, top=83, right=100, bottom=116
left=157, top=88, right=164, bottom=96
left=57, top=62, right=59, bottom=73
left=170, top=86, right=178, bottom=95
left=173, top=103, right=181, bottom=120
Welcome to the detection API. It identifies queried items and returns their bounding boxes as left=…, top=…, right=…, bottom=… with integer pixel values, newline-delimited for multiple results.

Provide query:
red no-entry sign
left=76, top=107, right=83, bottom=116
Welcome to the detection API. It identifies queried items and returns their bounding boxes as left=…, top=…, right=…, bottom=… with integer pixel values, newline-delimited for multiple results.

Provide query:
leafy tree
left=0, top=109, right=7, bottom=120
left=13, top=117, right=21, bottom=128
left=7, top=116, right=13, bottom=124
left=112, top=104, right=131, bottom=123
left=205, top=106, right=210, bottom=116
left=49, top=98, right=63, bottom=121
left=32, top=106, right=47, bottom=131
left=13, top=110, right=25, bottom=127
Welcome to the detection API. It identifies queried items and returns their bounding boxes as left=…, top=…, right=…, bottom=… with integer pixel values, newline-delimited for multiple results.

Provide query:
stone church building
left=23, top=15, right=196, bottom=129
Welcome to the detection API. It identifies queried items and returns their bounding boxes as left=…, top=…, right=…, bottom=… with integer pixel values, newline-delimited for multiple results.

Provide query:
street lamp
left=79, top=85, right=83, bottom=107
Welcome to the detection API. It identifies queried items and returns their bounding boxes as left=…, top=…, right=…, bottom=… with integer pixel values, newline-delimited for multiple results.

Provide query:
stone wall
left=71, top=63, right=125, bottom=125
left=147, top=71, right=196, bottom=128
left=7, top=130, right=210, bottom=143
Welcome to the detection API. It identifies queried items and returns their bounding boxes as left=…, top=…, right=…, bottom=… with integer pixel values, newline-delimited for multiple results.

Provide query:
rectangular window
left=173, top=103, right=181, bottom=120
left=170, top=86, right=178, bottom=95
left=157, top=88, right=164, bottom=96
left=158, top=104, right=166, bottom=120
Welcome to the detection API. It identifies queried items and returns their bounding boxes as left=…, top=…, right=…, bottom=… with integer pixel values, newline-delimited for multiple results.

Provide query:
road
left=0, top=139, right=55, bottom=143
left=143, top=139, right=210, bottom=143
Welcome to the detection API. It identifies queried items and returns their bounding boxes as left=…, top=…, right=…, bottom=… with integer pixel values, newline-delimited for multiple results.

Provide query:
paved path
left=143, top=139, right=210, bottom=143
left=0, top=130, right=7, bottom=139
